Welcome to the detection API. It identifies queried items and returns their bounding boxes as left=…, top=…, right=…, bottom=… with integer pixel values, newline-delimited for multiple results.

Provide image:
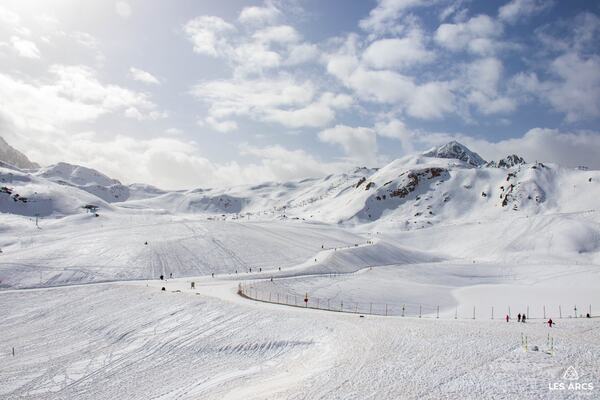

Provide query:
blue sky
left=1, top=0, right=599, bottom=188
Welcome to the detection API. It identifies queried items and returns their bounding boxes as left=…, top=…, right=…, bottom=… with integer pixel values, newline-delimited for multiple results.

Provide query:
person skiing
left=159, top=274, right=164, bottom=280
left=517, top=313, right=521, bottom=322
left=505, top=314, right=510, bottom=322
left=169, top=272, right=173, bottom=279
left=211, top=272, right=214, bottom=278
left=547, top=318, right=553, bottom=327
left=521, top=314, right=526, bottom=323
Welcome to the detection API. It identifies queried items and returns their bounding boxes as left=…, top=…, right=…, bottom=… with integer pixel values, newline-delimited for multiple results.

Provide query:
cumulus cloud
left=192, top=76, right=350, bottom=129
left=238, top=3, right=280, bottom=26
left=435, top=14, right=504, bottom=55
left=183, top=16, right=236, bottom=57
left=115, top=1, right=132, bottom=19
left=326, top=50, right=455, bottom=119
left=204, top=116, right=238, bottom=133
left=513, top=53, right=600, bottom=121
left=374, top=118, right=414, bottom=152
left=129, top=67, right=160, bottom=85
left=362, top=28, right=435, bottom=70
left=319, top=125, right=377, bottom=165
left=359, top=0, right=429, bottom=34
left=465, top=57, right=516, bottom=114
left=10, top=36, right=40, bottom=58
left=464, top=129, right=600, bottom=170
left=0, top=65, right=164, bottom=133
left=498, top=0, right=553, bottom=24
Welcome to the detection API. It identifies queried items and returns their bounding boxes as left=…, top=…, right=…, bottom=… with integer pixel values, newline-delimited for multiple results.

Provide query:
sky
left=0, top=0, right=599, bottom=189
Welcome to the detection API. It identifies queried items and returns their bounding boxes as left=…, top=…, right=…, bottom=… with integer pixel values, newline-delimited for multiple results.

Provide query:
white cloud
left=205, top=116, right=238, bottom=133
left=465, top=57, right=516, bottom=114
left=10, top=36, right=41, bottom=58
left=253, top=25, right=301, bottom=44
left=319, top=125, right=377, bottom=165
left=0, top=65, right=164, bottom=134
left=192, top=77, right=350, bottom=129
left=115, top=1, right=132, bottom=19
left=513, top=53, right=600, bottom=121
left=326, top=51, right=455, bottom=119
left=359, top=0, right=429, bottom=34
left=129, top=67, right=160, bottom=85
left=285, top=43, right=320, bottom=65
left=362, top=28, right=435, bottom=69
left=408, top=81, right=456, bottom=119
left=183, top=16, right=236, bottom=57
left=435, top=14, right=504, bottom=55
left=498, top=0, right=553, bottom=24
left=375, top=118, right=414, bottom=152
left=238, top=4, right=280, bottom=26
left=462, top=128, right=600, bottom=169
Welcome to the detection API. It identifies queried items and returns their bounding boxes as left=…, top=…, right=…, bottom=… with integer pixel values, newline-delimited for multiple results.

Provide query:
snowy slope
left=0, top=136, right=39, bottom=169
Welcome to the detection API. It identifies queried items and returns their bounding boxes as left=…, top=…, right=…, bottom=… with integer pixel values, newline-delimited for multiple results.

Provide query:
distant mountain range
left=1, top=138, right=598, bottom=229
left=0, top=136, right=39, bottom=170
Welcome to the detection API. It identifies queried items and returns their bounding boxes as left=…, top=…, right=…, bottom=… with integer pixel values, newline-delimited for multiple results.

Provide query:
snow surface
left=1, top=141, right=599, bottom=399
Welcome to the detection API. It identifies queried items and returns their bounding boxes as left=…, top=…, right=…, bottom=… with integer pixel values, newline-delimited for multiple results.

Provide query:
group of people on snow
left=505, top=313, right=555, bottom=327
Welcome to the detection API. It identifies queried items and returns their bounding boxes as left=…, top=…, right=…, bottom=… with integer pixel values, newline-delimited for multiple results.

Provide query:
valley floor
left=1, top=214, right=599, bottom=399
left=1, top=279, right=599, bottom=400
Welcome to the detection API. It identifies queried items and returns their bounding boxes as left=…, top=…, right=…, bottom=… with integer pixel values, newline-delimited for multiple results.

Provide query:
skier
left=159, top=274, right=164, bottom=280
left=517, top=313, right=521, bottom=322
left=169, top=272, right=173, bottom=279
left=211, top=272, right=214, bottom=278
left=259, top=267, right=262, bottom=272
left=547, top=318, right=553, bottom=327
left=505, top=314, right=510, bottom=323
left=521, top=314, right=526, bottom=323
left=144, top=241, right=148, bottom=245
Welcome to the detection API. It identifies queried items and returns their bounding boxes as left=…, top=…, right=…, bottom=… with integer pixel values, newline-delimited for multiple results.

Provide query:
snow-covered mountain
left=0, top=136, right=39, bottom=169
left=422, top=140, right=486, bottom=167
left=1, top=139, right=598, bottom=229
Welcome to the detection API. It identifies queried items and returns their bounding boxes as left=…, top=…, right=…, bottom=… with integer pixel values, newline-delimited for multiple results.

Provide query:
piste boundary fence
left=238, top=281, right=594, bottom=320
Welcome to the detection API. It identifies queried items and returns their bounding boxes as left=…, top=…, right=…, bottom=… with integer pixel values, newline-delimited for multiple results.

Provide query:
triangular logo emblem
left=563, top=366, right=579, bottom=381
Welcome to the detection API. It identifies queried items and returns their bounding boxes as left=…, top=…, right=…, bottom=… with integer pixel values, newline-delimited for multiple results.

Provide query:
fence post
left=543, top=305, right=546, bottom=319
left=473, top=306, right=476, bottom=320
left=419, top=305, right=422, bottom=318
left=589, top=304, right=592, bottom=317
left=559, top=305, right=562, bottom=318
left=508, top=306, right=511, bottom=317
left=491, top=306, right=494, bottom=320
left=437, top=305, right=439, bottom=319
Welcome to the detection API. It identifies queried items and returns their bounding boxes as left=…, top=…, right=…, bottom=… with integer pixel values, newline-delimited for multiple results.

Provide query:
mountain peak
left=487, top=154, right=527, bottom=168
left=0, top=136, right=40, bottom=170
left=422, top=141, right=486, bottom=167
